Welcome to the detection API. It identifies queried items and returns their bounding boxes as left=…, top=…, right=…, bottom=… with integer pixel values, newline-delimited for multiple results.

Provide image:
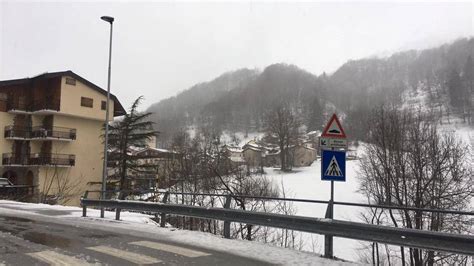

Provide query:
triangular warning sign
left=324, top=156, right=343, bottom=177
left=321, top=114, right=346, bottom=138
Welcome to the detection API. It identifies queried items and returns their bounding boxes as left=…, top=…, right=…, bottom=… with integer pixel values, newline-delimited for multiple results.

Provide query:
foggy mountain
left=147, top=38, right=473, bottom=146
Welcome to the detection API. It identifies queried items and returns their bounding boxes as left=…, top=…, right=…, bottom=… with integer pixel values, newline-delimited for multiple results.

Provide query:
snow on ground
left=265, top=158, right=365, bottom=262
left=220, top=131, right=263, bottom=147
left=0, top=200, right=159, bottom=225
left=0, top=200, right=356, bottom=265
left=264, top=119, right=474, bottom=262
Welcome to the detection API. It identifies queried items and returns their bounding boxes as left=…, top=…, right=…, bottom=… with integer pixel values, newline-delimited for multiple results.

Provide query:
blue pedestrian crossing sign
left=321, top=150, right=346, bottom=182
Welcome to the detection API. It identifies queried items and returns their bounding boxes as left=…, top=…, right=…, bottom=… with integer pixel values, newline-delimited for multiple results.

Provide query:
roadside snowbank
left=0, top=200, right=356, bottom=265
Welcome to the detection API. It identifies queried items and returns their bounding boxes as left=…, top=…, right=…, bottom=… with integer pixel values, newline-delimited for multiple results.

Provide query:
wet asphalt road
left=0, top=214, right=270, bottom=266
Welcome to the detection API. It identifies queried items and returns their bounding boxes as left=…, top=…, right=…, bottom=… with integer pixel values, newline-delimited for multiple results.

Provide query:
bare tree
left=358, top=106, right=472, bottom=265
left=163, top=128, right=304, bottom=249
left=263, top=103, right=303, bottom=171
left=40, top=166, right=81, bottom=205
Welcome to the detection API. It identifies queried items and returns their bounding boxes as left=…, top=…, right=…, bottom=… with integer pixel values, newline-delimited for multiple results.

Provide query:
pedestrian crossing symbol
left=321, top=150, right=346, bottom=181
left=325, top=156, right=342, bottom=176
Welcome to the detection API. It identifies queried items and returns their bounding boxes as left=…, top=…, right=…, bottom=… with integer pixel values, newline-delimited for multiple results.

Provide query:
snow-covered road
left=0, top=200, right=356, bottom=265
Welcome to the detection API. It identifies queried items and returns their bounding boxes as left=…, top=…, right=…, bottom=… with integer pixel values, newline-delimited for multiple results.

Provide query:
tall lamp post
left=100, top=15, right=114, bottom=218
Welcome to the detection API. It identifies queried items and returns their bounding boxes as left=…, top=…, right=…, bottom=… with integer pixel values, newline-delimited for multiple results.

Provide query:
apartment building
left=0, top=71, right=125, bottom=205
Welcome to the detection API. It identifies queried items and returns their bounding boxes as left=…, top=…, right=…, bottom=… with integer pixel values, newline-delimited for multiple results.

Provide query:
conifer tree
left=106, top=96, right=159, bottom=195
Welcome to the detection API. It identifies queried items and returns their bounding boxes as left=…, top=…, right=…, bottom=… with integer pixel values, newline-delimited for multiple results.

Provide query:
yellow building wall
left=36, top=114, right=104, bottom=205
left=0, top=75, right=120, bottom=206
left=59, top=76, right=114, bottom=121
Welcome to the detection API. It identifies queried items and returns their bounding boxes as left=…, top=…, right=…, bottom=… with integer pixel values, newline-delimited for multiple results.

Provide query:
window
left=101, top=100, right=107, bottom=110
left=65, top=77, right=76, bottom=86
left=81, top=97, right=93, bottom=108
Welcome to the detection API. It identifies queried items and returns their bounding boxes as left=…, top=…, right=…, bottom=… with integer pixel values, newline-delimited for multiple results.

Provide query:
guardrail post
left=160, top=191, right=170, bottom=227
left=82, top=191, right=89, bottom=217
left=223, top=194, right=232, bottom=239
left=115, top=207, right=121, bottom=220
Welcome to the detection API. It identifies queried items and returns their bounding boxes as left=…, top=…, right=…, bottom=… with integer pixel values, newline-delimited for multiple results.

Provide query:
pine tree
left=106, top=96, right=159, bottom=196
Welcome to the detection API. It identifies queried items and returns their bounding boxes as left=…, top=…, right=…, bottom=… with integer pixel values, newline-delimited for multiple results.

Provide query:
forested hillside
left=147, top=38, right=474, bottom=146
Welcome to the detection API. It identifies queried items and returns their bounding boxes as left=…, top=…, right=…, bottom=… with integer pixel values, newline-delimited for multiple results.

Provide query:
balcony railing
left=31, top=126, right=76, bottom=140
left=32, top=99, right=60, bottom=112
left=2, top=153, right=75, bottom=167
left=2, top=154, right=29, bottom=166
left=6, top=98, right=60, bottom=113
left=4, top=126, right=31, bottom=139
left=4, top=126, right=76, bottom=141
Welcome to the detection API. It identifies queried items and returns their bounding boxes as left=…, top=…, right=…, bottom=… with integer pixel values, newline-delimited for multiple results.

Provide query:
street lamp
left=100, top=15, right=114, bottom=218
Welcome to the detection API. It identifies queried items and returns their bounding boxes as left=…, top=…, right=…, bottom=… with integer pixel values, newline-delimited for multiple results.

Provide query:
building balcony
left=3, top=126, right=30, bottom=140
left=2, top=153, right=75, bottom=167
left=4, top=126, right=76, bottom=141
left=6, top=98, right=60, bottom=114
left=31, top=126, right=76, bottom=141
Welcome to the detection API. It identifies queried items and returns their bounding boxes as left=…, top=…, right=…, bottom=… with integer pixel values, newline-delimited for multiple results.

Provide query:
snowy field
left=264, top=121, right=474, bottom=262
left=265, top=158, right=366, bottom=261
left=0, top=200, right=355, bottom=265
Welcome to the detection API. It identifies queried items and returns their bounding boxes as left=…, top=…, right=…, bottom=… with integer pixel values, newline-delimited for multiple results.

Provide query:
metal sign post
left=324, top=178, right=334, bottom=258
left=320, top=113, right=347, bottom=259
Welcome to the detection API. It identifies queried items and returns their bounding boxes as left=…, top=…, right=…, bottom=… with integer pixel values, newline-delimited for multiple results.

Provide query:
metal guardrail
left=168, top=192, right=474, bottom=216
left=85, top=189, right=474, bottom=216
left=81, top=196, right=474, bottom=256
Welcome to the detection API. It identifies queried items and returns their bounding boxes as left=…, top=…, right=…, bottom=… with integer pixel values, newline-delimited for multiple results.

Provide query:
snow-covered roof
left=243, top=145, right=263, bottom=152
left=243, top=140, right=262, bottom=148
left=242, top=140, right=265, bottom=152
left=222, top=145, right=243, bottom=153
left=134, top=147, right=179, bottom=156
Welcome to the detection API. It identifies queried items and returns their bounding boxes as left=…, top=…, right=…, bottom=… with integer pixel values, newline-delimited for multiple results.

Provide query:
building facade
left=0, top=71, right=125, bottom=205
left=132, top=147, right=181, bottom=190
left=290, top=144, right=317, bottom=167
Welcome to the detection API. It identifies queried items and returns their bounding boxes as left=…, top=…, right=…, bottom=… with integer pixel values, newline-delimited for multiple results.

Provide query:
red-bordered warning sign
left=321, top=113, right=346, bottom=139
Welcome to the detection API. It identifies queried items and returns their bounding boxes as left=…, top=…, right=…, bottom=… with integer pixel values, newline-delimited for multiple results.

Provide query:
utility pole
left=100, top=15, right=114, bottom=218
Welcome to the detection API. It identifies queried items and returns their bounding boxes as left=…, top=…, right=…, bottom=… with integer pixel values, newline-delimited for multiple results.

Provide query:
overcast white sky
left=0, top=1, right=472, bottom=110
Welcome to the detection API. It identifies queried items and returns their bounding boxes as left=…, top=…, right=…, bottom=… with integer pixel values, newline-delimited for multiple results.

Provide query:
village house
left=132, top=146, right=181, bottom=190
left=221, top=144, right=245, bottom=166
left=241, top=139, right=318, bottom=169
left=242, top=140, right=265, bottom=167
left=264, top=149, right=281, bottom=167
left=0, top=71, right=125, bottom=205
left=289, top=144, right=317, bottom=167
